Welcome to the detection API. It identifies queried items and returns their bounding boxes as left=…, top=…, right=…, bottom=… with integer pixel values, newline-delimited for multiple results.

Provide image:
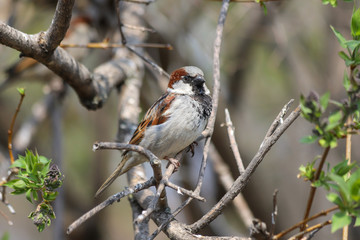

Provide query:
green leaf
left=322, top=0, right=338, bottom=7
left=3, top=179, right=20, bottom=188
left=343, top=71, right=351, bottom=91
left=349, top=168, right=360, bottom=202
left=43, top=191, right=59, bottom=202
left=17, top=87, right=25, bottom=96
left=339, top=51, right=351, bottom=62
left=331, top=159, right=356, bottom=176
left=331, top=211, right=352, bottom=232
left=38, top=222, right=46, bottom=232
left=13, top=179, right=27, bottom=189
left=329, top=173, right=351, bottom=203
left=325, top=111, right=343, bottom=131
left=300, top=135, right=319, bottom=144
left=345, top=40, right=360, bottom=52
left=327, top=192, right=343, bottom=206
left=11, top=188, right=27, bottom=195
left=355, top=216, right=360, bottom=226
left=10, top=159, right=26, bottom=169
left=331, top=26, right=347, bottom=49
left=319, top=138, right=328, bottom=147
left=32, top=162, right=45, bottom=177
left=39, top=155, right=51, bottom=165
left=329, top=138, right=338, bottom=148
left=320, top=92, right=330, bottom=111
left=259, top=1, right=267, bottom=15
left=41, top=159, right=51, bottom=176
left=351, top=8, right=360, bottom=38
left=1, top=232, right=9, bottom=240
left=26, top=189, right=33, bottom=203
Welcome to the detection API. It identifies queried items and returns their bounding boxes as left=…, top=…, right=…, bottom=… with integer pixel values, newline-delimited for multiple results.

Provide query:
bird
left=95, top=66, right=212, bottom=197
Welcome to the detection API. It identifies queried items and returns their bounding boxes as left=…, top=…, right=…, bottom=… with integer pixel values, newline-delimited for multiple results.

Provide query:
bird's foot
left=165, top=157, right=180, bottom=171
left=187, top=141, right=198, bottom=157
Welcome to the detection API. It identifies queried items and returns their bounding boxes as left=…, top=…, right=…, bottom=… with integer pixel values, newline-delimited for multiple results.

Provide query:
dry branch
left=223, top=108, right=245, bottom=174
left=67, top=177, right=156, bottom=235
left=0, top=0, right=139, bottom=110
left=190, top=103, right=300, bottom=232
left=209, top=144, right=254, bottom=228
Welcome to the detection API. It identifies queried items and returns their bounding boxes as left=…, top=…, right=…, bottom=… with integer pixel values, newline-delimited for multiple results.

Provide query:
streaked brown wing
left=128, top=92, right=176, bottom=146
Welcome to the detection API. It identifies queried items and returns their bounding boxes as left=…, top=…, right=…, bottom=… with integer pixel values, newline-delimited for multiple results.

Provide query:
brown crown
left=168, top=68, right=188, bottom=88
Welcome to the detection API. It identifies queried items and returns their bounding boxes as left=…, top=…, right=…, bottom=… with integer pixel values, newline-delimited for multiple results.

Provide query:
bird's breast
left=140, top=95, right=208, bottom=158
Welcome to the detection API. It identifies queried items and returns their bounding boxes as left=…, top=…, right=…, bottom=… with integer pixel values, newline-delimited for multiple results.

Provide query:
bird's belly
left=140, top=98, right=207, bottom=158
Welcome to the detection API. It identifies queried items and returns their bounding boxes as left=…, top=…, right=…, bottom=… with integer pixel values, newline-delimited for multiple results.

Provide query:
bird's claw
left=165, top=157, right=180, bottom=171
left=187, top=141, right=198, bottom=157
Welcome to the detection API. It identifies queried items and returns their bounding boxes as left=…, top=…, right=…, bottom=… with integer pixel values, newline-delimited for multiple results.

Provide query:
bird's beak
left=193, top=76, right=205, bottom=86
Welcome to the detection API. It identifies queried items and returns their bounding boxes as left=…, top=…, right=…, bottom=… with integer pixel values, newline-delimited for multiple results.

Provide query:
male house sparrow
left=95, top=66, right=212, bottom=197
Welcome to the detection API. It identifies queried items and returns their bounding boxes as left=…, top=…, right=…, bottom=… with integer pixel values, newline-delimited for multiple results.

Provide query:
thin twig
left=0, top=2, right=127, bottom=110
left=164, top=180, right=205, bottom=202
left=223, top=108, right=245, bottom=174
left=343, top=116, right=352, bottom=240
left=264, top=99, right=293, bottom=140
left=67, top=177, right=155, bottom=234
left=152, top=159, right=167, bottom=210
left=273, top=206, right=338, bottom=239
left=43, top=0, right=74, bottom=53
left=14, top=79, right=64, bottom=151
left=209, top=0, right=282, bottom=2
left=201, top=0, right=229, bottom=139
left=148, top=197, right=191, bottom=240
left=191, top=0, right=230, bottom=209
left=0, top=170, right=16, bottom=204
left=115, top=0, right=127, bottom=45
left=93, top=142, right=159, bottom=164
left=288, top=220, right=332, bottom=240
left=301, top=146, right=330, bottom=230
left=0, top=181, right=16, bottom=214
left=60, top=42, right=172, bottom=49
left=135, top=155, right=182, bottom=223
left=126, top=46, right=170, bottom=78
left=270, top=189, right=278, bottom=237
left=8, top=89, right=25, bottom=164
left=129, top=195, right=150, bottom=239
left=122, top=0, right=155, bottom=4
left=0, top=208, right=13, bottom=225
left=189, top=104, right=300, bottom=233
left=2, top=89, right=25, bottom=208
left=209, top=144, right=254, bottom=228
left=122, top=23, right=156, bottom=33
left=135, top=170, right=170, bottom=223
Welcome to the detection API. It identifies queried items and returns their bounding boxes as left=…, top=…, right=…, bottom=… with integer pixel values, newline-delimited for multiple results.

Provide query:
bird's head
left=167, top=66, right=210, bottom=95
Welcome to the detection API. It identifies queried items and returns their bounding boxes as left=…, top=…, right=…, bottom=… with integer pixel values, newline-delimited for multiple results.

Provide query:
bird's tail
left=95, top=156, right=128, bottom=198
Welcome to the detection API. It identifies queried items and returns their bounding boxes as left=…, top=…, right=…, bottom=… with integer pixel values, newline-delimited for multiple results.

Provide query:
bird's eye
left=183, top=76, right=190, bottom=82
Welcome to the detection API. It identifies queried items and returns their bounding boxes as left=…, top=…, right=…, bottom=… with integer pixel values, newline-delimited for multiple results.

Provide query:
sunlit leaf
left=332, top=211, right=352, bottom=232
left=300, top=135, right=319, bottom=144
left=325, top=111, right=343, bottom=131
left=320, top=92, right=330, bottom=111
left=26, top=189, right=33, bottom=203
left=351, top=8, right=360, bottom=38
left=16, top=87, right=25, bottom=96
left=343, top=71, right=351, bottom=91
left=331, top=26, right=347, bottom=48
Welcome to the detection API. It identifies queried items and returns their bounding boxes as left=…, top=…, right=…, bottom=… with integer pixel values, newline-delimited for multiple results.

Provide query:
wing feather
left=128, top=92, right=175, bottom=145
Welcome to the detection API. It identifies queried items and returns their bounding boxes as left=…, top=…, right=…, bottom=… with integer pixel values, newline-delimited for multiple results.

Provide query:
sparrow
left=95, top=66, right=212, bottom=197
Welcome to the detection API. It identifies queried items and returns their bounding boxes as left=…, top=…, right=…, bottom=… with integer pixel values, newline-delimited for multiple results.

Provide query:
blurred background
left=0, top=0, right=359, bottom=239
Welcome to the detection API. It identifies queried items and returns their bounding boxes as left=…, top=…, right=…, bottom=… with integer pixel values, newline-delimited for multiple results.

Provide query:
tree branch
left=223, top=108, right=245, bottom=174
left=66, top=177, right=155, bottom=235
left=43, top=0, right=75, bottom=53
left=209, top=144, right=254, bottom=228
left=0, top=0, right=133, bottom=110
left=189, top=103, right=300, bottom=232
